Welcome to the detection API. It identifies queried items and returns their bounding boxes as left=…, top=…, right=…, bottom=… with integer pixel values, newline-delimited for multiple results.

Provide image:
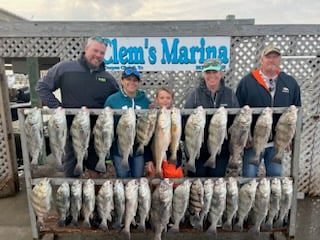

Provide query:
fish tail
left=70, top=218, right=79, bottom=226
left=248, top=225, right=260, bottom=236
left=206, top=223, right=217, bottom=235
left=262, top=221, right=273, bottom=231
left=272, top=153, right=282, bottom=164
left=120, top=228, right=131, bottom=240
left=274, top=217, right=284, bottom=228
left=136, top=144, right=145, bottom=154
left=227, top=156, right=240, bottom=169
left=112, top=221, right=122, bottom=229
left=99, top=221, right=109, bottom=231
left=233, top=221, right=243, bottom=231
left=57, top=219, right=66, bottom=227
left=168, top=223, right=179, bottom=233
left=186, top=160, right=196, bottom=173
left=137, top=223, right=146, bottom=232
left=203, top=155, right=216, bottom=169
left=95, top=159, right=107, bottom=173
left=222, top=220, right=232, bottom=231
left=248, top=155, right=260, bottom=166
left=121, top=158, right=130, bottom=171
left=82, top=219, right=91, bottom=228
left=73, top=163, right=83, bottom=176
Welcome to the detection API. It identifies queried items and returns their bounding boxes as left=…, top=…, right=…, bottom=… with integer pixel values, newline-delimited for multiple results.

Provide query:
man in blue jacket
left=236, top=45, right=301, bottom=177
left=36, top=36, right=119, bottom=178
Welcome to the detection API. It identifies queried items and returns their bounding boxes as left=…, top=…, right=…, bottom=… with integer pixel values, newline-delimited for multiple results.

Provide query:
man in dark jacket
left=184, top=58, right=239, bottom=177
left=236, top=45, right=301, bottom=177
left=36, top=36, right=119, bottom=178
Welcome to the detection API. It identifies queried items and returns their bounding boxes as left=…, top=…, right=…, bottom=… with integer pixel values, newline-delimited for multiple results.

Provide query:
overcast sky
left=1, top=0, right=319, bottom=24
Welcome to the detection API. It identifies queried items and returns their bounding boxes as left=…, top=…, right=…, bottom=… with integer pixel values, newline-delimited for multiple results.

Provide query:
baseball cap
left=262, top=45, right=281, bottom=56
left=202, top=58, right=222, bottom=72
left=121, top=67, right=141, bottom=81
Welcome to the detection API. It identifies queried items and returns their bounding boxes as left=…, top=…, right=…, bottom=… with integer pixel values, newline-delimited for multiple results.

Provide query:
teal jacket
left=104, top=89, right=150, bottom=110
left=104, top=89, right=150, bottom=158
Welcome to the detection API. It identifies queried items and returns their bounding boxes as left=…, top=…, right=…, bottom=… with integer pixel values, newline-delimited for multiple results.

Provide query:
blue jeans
left=242, top=146, right=283, bottom=177
left=113, top=154, right=145, bottom=178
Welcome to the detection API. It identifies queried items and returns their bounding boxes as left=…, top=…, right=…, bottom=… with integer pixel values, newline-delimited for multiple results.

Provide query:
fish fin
left=95, top=160, right=107, bottom=173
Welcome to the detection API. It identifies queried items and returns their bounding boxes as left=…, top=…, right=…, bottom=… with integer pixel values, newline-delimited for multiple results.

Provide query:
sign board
left=103, top=37, right=230, bottom=71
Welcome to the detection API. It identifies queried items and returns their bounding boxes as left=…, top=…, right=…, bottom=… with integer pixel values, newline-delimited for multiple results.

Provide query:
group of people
left=36, top=36, right=301, bottom=179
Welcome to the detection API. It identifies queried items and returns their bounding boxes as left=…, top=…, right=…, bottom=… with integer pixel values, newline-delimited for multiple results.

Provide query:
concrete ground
left=1, top=173, right=319, bottom=240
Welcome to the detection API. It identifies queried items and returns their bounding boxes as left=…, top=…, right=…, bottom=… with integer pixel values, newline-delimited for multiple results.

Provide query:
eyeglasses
left=124, top=68, right=140, bottom=78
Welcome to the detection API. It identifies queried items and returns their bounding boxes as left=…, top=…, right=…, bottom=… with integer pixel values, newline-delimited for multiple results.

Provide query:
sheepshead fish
left=184, top=106, right=206, bottom=173
left=169, top=107, right=182, bottom=164
left=159, top=179, right=174, bottom=236
left=189, top=178, right=204, bottom=228
left=93, top=107, right=114, bottom=173
left=25, top=107, right=43, bottom=165
left=198, top=179, right=214, bottom=230
left=70, top=180, right=82, bottom=226
left=112, top=179, right=125, bottom=229
left=48, top=107, right=67, bottom=168
left=234, top=179, right=258, bottom=231
left=274, top=177, right=293, bottom=228
left=207, top=178, right=227, bottom=236
left=150, top=179, right=173, bottom=240
left=264, top=178, right=281, bottom=230
left=250, top=107, right=273, bottom=165
left=204, top=106, right=228, bottom=169
left=31, top=178, right=52, bottom=228
left=249, top=178, right=271, bottom=235
left=117, top=108, right=136, bottom=171
left=169, top=179, right=191, bottom=233
left=81, top=179, right=95, bottom=228
left=122, top=179, right=139, bottom=240
left=96, top=180, right=114, bottom=231
left=222, top=177, right=239, bottom=231
left=56, top=182, right=70, bottom=227
left=152, top=107, right=171, bottom=177
left=272, top=105, right=298, bottom=163
left=228, top=105, right=252, bottom=169
left=136, top=108, right=158, bottom=154
left=137, top=177, right=152, bottom=232
left=70, top=106, right=91, bottom=176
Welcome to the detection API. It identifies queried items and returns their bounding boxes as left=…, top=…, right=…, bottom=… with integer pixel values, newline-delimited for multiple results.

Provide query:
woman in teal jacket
left=104, top=66, right=150, bottom=178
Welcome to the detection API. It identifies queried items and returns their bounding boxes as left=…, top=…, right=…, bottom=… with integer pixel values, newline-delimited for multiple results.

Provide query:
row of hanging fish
left=30, top=177, right=293, bottom=238
left=24, top=105, right=298, bottom=176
